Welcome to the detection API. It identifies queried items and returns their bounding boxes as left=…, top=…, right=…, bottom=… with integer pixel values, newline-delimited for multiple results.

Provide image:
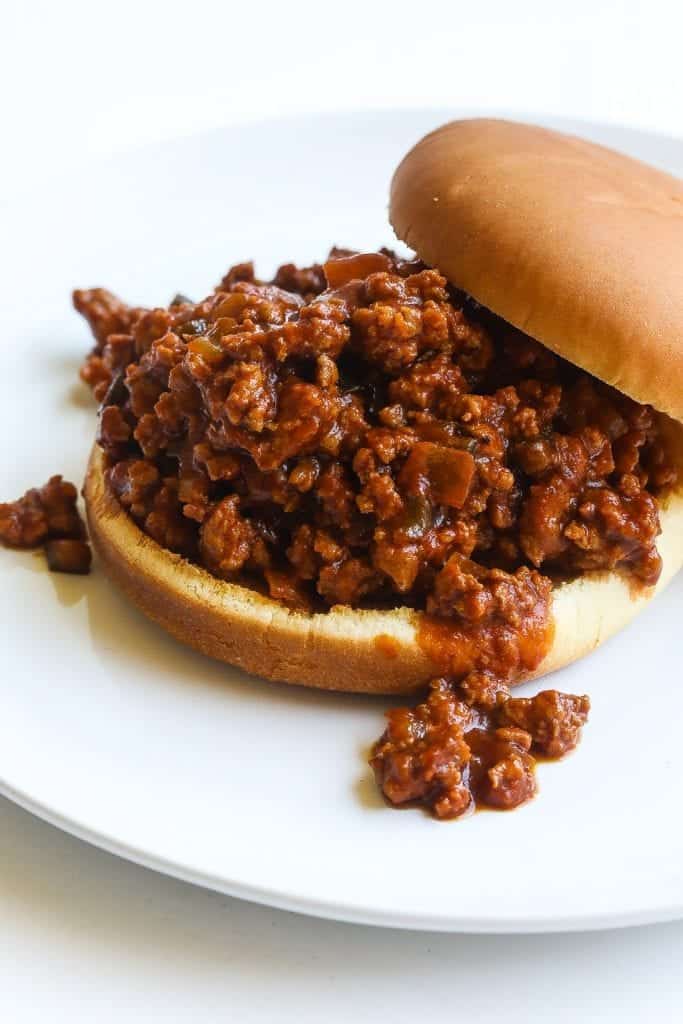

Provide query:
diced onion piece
left=323, top=252, right=392, bottom=289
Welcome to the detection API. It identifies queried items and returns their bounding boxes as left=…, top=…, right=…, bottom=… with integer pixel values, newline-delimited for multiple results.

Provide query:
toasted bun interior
left=84, top=442, right=683, bottom=695
left=390, top=118, right=683, bottom=424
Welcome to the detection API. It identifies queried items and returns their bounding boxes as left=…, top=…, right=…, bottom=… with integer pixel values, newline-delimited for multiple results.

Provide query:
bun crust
left=390, top=118, right=683, bottom=424
left=84, top=444, right=683, bottom=695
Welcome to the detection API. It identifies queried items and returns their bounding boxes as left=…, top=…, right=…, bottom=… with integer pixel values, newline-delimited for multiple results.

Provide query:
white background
left=2, top=1, right=683, bottom=1019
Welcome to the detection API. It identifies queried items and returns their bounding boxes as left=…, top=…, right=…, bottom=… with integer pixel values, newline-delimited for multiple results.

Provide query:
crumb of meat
left=0, top=476, right=92, bottom=575
left=371, top=677, right=590, bottom=819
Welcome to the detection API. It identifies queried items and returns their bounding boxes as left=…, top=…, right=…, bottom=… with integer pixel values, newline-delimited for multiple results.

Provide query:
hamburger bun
left=390, top=117, right=683, bottom=423
left=85, top=437, right=683, bottom=695
left=84, top=119, right=683, bottom=694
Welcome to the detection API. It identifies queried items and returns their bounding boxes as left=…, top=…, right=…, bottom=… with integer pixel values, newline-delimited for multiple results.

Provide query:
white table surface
left=3, top=1, right=683, bottom=1019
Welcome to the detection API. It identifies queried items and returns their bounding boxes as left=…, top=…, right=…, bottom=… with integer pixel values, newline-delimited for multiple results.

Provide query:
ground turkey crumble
left=73, top=248, right=676, bottom=817
left=0, top=476, right=91, bottom=574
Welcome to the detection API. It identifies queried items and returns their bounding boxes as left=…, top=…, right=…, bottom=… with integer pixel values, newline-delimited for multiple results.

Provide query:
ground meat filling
left=0, top=476, right=92, bottom=574
left=370, top=677, right=590, bottom=819
left=74, top=249, right=676, bottom=818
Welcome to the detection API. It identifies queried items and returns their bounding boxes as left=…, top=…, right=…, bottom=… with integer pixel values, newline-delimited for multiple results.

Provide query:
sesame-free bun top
left=390, top=118, right=683, bottom=424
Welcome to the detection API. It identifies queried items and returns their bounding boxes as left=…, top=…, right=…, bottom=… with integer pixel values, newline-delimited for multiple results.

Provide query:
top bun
left=390, top=118, right=683, bottom=424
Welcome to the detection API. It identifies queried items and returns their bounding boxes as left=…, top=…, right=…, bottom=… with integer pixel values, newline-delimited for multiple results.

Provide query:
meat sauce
left=0, top=476, right=91, bottom=574
left=371, top=679, right=589, bottom=818
left=73, top=249, right=677, bottom=819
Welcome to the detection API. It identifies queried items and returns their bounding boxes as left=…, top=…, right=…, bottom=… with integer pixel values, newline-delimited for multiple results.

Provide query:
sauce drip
left=369, top=579, right=589, bottom=820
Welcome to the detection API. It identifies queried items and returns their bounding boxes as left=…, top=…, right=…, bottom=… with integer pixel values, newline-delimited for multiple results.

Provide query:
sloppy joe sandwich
left=75, top=119, right=683, bottom=818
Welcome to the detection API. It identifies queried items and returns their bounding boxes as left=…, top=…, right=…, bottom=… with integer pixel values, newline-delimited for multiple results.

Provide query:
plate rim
left=4, top=776, right=683, bottom=934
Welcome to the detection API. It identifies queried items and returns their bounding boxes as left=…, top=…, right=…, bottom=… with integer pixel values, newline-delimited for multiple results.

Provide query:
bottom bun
left=84, top=443, right=683, bottom=695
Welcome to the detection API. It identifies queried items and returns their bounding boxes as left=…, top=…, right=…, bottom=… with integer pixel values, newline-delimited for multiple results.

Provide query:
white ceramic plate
left=1, top=110, right=682, bottom=933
